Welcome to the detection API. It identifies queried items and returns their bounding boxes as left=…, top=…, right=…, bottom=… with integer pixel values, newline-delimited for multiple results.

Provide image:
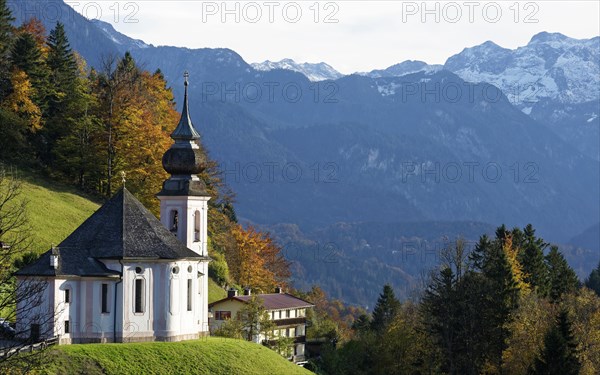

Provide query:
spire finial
left=120, top=171, right=126, bottom=186
left=169, top=71, right=200, bottom=141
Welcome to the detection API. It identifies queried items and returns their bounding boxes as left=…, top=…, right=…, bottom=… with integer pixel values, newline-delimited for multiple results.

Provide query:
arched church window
left=194, top=210, right=200, bottom=242
left=170, top=210, right=179, bottom=233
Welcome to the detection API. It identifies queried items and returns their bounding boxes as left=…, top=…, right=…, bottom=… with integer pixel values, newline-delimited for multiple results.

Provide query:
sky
left=67, top=1, right=600, bottom=74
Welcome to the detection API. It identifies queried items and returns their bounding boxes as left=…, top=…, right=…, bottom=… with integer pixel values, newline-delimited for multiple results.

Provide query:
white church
left=15, top=75, right=212, bottom=344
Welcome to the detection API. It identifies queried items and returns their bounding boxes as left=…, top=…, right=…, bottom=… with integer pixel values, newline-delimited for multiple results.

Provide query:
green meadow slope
left=16, top=171, right=226, bottom=303
left=19, top=172, right=101, bottom=254
left=34, top=338, right=311, bottom=375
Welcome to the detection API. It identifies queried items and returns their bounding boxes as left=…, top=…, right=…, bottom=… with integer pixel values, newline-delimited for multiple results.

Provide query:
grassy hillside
left=19, top=172, right=101, bottom=253
left=31, top=338, right=311, bottom=375
left=14, top=170, right=226, bottom=302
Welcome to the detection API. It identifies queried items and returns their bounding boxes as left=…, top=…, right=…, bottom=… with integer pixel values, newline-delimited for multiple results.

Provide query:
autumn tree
left=1, top=69, right=42, bottom=132
left=89, top=53, right=178, bottom=213
left=502, top=293, right=554, bottom=374
left=229, top=225, right=290, bottom=292
left=562, top=288, right=600, bottom=374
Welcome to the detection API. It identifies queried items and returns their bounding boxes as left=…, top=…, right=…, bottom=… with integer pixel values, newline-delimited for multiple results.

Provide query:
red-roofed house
left=208, top=287, right=313, bottom=363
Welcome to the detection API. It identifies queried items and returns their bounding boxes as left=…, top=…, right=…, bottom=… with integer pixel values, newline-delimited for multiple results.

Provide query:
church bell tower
left=157, top=72, right=210, bottom=257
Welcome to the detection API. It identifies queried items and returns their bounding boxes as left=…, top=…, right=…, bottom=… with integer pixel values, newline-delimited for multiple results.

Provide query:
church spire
left=171, top=71, right=200, bottom=141
left=157, top=72, right=209, bottom=197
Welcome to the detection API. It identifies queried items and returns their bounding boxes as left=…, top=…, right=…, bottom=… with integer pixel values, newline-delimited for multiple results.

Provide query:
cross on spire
left=184, top=71, right=189, bottom=86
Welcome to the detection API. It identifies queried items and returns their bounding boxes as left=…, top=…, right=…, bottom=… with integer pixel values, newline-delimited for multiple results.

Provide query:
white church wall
left=15, top=277, right=54, bottom=341
left=120, top=260, right=208, bottom=342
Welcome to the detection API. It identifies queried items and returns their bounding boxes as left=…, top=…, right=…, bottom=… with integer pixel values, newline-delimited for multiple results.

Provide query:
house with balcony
left=208, top=288, right=314, bottom=363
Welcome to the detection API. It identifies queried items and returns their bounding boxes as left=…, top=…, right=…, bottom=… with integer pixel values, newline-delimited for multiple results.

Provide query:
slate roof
left=16, top=188, right=206, bottom=277
left=209, top=293, right=314, bottom=310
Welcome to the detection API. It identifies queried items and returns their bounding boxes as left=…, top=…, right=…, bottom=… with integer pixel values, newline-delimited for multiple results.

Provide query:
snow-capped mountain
left=446, top=32, right=600, bottom=109
left=91, top=19, right=151, bottom=50
left=445, top=32, right=600, bottom=160
left=251, top=59, right=343, bottom=81
left=362, top=60, right=443, bottom=78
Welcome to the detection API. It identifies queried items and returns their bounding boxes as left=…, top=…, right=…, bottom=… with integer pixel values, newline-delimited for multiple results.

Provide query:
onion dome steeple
left=158, top=72, right=209, bottom=197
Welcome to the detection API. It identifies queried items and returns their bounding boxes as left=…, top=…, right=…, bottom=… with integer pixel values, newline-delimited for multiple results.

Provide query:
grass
left=208, top=278, right=227, bottom=303
left=16, top=170, right=101, bottom=254
left=29, top=338, right=311, bottom=375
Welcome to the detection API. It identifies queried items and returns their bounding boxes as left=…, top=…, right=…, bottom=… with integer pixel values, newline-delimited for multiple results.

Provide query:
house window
left=194, top=210, right=201, bottom=242
left=215, top=311, right=231, bottom=320
left=170, top=210, right=179, bottom=233
left=64, top=320, right=70, bottom=334
left=134, top=279, right=145, bottom=313
left=187, top=279, right=193, bottom=311
left=286, top=310, right=290, bottom=318
left=101, top=283, right=109, bottom=313
left=65, top=289, right=70, bottom=303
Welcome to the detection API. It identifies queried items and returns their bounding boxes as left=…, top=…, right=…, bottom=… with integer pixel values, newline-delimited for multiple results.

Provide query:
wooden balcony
left=273, top=317, right=306, bottom=327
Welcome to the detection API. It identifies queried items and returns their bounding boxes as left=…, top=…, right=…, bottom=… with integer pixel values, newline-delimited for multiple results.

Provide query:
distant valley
left=13, top=0, right=599, bottom=307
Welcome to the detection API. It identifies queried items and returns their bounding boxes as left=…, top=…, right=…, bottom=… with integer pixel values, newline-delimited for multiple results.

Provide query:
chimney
left=243, top=288, right=251, bottom=296
left=50, top=246, right=59, bottom=269
left=227, top=288, right=238, bottom=298
left=275, top=286, right=283, bottom=294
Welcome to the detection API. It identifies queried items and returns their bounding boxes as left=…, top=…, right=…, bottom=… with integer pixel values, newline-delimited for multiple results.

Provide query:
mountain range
left=12, top=0, right=600, bottom=306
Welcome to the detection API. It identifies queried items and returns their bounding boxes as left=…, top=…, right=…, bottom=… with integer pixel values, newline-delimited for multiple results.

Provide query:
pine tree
left=10, top=31, right=48, bottom=111
left=370, top=284, right=400, bottom=332
left=546, top=246, right=579, bottom=302
left=42, top=22, right=79, bottom=162
left=584, top=261, right=600, bottom=296
left=532, top=310, right=581, bottom=375
left=0, top=0, right=15, bottom=99
left=470, top=228, right=520, bottom=372
left=519, top=224, right=550, bottom=297
left=422, top=268, right=460, bottom=373
left=238, top=295, right=275, bottom=342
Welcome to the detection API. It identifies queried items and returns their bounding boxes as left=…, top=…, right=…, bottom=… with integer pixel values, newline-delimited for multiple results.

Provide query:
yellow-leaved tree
left=2, top=70, right=42, bottom=132
left=228, top=225, right=290, bottom=293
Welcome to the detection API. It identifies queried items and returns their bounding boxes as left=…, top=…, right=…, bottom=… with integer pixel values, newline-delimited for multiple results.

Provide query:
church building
left=15, top=75, right=211, bottom=344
